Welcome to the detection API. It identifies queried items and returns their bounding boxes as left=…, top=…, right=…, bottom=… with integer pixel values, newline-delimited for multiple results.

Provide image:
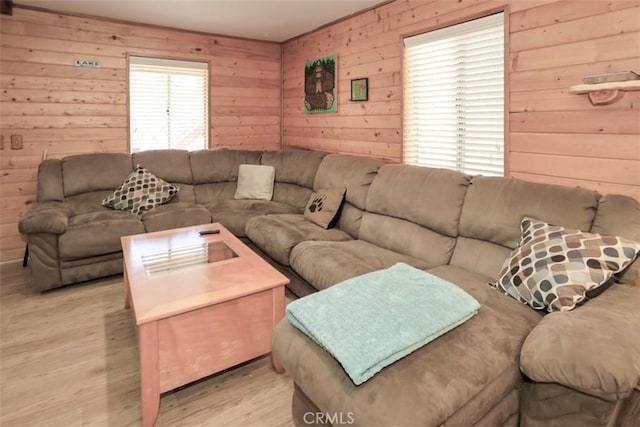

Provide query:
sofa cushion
left=62, top=153, right=132, bottom=197
left=426, top=265, right=543, bottom=327
left=63, top=191, right=116, bottom=217
left=449, top=237, right=513, bottom=281
left=520, top=284, right=640, bottom=401
left=359, top=212, right=458, bottom=268
left=272, top=264, right=540, bottom=426
left=458, top=176, right=601, bottom=250
left=205, top=199, right=300, bottom=237
left=234, top=164, right=275, bottom=200
left=289, top=240, right=430, bottom=291
left=132, top=149, right=193, bottom=184
left=245, top=214, right=352, bottom=266
left=102, top=165, right=179, bottom=214
left=129, top=151, right=197, bottom=203
left=452, top=176, right=602, bottom=280
left=314, top=154, right=381, bottom=210
left=304, top=188, right=345, bottom=229
left=493, top=217, right=640, bottom=312
left=190, top=148, right=262, bottom=184
left=261, top=150, right=327, bottom=188
left=194, top=182, right=238, bottom=205
left=357, top=164, right=470, bottom=266
left=312, top=154, right=382, bottom=238
left=366, top=164, right=471, bottom=237
left=140, top=202, right=212, bottom=233
left=285, top=263, right=481, bottom=386
left=59, top=211, right=144, bottom=260
left=272, top=183, right=313, bottom=210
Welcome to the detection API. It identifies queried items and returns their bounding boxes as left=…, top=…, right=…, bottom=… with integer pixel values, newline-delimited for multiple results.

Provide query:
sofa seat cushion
left=140, top=202, right=212, bottom=233
left=427, top=265, right=543, bottom=328
left=205, top=199, right=301, bottom=237
left=273, top=291, right=537, bottom=426
left=59, top=211, right=145, bottom=260
left=246, top=214, right=352, bottom=266
left=289, top=240, right=431, bottom=291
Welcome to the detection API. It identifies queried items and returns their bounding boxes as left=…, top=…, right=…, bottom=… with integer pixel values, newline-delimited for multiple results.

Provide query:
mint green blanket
left=286, top=263, right=480, bottom=385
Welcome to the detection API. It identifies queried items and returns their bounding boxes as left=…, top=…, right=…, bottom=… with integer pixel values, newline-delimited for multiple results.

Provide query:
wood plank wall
left=0, top=7, right=281, bottom=261
left=1, top=1, right=639, bottom=262
left=282, top=0, right=640, bottom=196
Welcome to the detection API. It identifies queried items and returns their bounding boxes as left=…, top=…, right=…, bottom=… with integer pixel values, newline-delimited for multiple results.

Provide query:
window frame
left=400, top=7, right=510, bottom=176
left=126, top=53, right=211, bottom=154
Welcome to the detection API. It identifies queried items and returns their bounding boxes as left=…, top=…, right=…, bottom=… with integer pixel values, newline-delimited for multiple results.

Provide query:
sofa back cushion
left=64, top=191, right=114, bottom=216
left=132, top=149, right=195, bottom=203
left=313, top=154, right=382, bottom=237
left=62, top=153, right=132, bottom=197
left=261, top=150, right=327, bottom=209
left=590, top=194, right=640, bottom=286
left=190, top=148, right=262, bottom=184
left=359, top=164, right=471, bottom=267
left=261, top=150, right=326, bottom=188
left=37, top=159, right=64, bottom=202
left=451, top=176, right=601, bottom=279
left=191, top=149, right=262, bottom=204
left=132, top=149, right=192, bottom=183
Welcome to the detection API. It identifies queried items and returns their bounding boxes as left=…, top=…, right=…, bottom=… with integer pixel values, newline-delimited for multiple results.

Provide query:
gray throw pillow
left=234, top=164, right=275, bottom=201
left=304, top=188, right=346, bottom=229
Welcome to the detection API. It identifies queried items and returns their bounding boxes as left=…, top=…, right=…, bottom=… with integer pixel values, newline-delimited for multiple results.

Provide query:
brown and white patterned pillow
left=102, top=165, right=179, bottom=215
left=491, top=217, right=640, bottom=312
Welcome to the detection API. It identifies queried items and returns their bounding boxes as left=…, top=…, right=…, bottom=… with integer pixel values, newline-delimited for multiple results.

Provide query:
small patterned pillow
left=491, top=217, right=640, bottom=312
left=304, top=188, right=346, bottom=229
left=102, top=165, right=179, bottom=215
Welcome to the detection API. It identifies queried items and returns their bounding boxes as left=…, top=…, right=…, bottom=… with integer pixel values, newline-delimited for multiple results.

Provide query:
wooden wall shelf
left=569, top=80, right=640, bottom=106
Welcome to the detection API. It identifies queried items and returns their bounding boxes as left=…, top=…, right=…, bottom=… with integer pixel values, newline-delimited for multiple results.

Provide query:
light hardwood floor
left=0, top=260, right=295, bottom=427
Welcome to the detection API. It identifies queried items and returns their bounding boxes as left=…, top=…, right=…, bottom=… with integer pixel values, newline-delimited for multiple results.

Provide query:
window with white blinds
left=403, top=12, right=504, bottom=176
left=129, top=56, right=208, bottom=153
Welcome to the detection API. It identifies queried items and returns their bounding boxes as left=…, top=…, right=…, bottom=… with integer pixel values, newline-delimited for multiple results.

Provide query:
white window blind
left=403, top=13, right=504, bottom=176
left=129, top=56, right=208, bottom=153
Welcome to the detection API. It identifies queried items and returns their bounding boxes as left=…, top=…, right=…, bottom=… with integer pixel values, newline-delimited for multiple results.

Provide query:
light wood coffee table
left=121, top=223, right=289, bottom=427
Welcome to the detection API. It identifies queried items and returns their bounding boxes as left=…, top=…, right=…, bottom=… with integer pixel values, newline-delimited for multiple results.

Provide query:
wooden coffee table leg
left=139, top=321, right=160, bottom=427
left=272, top=286, right=286, bottom=374
left=123, top=262, right=131, bottom=309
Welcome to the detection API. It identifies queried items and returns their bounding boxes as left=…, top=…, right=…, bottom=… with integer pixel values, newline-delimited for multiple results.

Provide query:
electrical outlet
left=10, top=134, right=23, bottom=150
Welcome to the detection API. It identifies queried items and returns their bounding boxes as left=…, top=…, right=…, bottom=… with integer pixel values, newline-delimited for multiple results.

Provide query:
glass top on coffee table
left=141, top=241, right=239, bottom=275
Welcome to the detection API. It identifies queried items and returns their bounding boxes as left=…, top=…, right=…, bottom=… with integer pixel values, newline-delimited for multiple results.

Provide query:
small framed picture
left=350, top=78, right=368, bottom=101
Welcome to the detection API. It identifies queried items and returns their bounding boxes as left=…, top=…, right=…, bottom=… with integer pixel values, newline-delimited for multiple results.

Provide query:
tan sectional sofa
left=18, top=149, right=640, bottom=425
left=249, top=156, right=640, bottom=426
left=18, top=148, right=326, bottom=291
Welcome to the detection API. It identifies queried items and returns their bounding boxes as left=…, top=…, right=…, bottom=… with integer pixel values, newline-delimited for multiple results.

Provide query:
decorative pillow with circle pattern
left=491, top=217, right=640, bottom=312
left=102, top=165, right=179, bottom=215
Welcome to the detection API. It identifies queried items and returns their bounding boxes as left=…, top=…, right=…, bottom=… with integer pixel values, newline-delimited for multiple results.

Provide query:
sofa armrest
left=520, top=285, right=640, bottom=401
left=18, top=202, right=70, bottom=235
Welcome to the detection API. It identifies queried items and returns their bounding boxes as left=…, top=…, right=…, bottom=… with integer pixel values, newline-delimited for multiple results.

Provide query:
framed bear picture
left=304, top=55, right=337, bottom=113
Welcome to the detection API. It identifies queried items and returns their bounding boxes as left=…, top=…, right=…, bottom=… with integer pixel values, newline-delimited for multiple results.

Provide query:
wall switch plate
left=0, top=135, right=4, bottom=150
left=10, top=134, right=23, bottom=150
